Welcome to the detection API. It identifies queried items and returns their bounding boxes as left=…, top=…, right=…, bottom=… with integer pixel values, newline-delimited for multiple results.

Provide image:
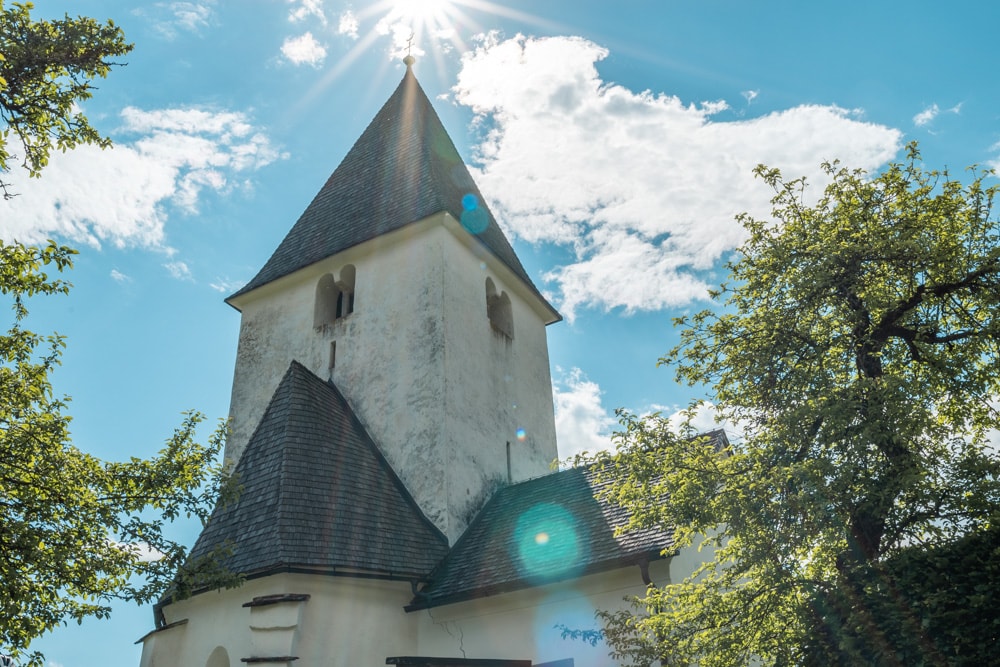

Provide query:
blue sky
left=5, top=1, right=999, bottom=665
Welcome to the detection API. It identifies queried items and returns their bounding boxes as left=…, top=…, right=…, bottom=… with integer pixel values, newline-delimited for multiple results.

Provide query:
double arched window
left=485, top=277, right=513, bottom=339
left=314, top=265, right=356, bottom=328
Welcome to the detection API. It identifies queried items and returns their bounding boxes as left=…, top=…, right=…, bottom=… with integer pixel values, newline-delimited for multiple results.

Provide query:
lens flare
left=516, top=427, right=527, bottom=441
left=460, top=193, right=488, bottom=233
left=513, top=503, right=582, bottom=581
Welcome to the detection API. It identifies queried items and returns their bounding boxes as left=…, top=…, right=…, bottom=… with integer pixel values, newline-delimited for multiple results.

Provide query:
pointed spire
left=230, top=66, right=557, bottom=323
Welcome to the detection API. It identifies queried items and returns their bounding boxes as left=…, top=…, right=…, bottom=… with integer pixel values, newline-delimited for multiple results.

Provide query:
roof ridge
left=320, top=373, right=450, bottom=548
left=273, top=361, right=313, bottom=565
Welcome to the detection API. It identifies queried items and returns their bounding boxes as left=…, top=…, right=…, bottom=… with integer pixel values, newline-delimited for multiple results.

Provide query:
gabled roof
left=407, top=454, right=691, bottom=610
left=230, top=65, right=551, bottom=317
left=188, top=361, right=449, bottom=580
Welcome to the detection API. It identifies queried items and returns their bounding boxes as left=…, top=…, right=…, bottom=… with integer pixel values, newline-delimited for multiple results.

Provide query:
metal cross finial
left=406, top=32, right=415, bottom=57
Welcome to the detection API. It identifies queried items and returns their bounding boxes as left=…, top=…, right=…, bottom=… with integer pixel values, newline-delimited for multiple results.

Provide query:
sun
left=295, top=0, right=552, bottom=107
left=374, top=0, right=466, bottom=61
left=388, top=0, right=455, bottom=23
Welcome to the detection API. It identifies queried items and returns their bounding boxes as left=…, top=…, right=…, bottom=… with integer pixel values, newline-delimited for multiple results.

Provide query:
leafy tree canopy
left=0, top=241, right=241, bottom=665
left=0, top=0, right=132, bottom=198
left=593, top=144, right=1000, bottom=666
left=0, top=5, right=238, bottom=664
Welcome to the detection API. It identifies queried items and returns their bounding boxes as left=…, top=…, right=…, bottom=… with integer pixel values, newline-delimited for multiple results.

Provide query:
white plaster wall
left=225, top=214, right=559, bottom=542
left=139, top=574, right=417, bottom=667
left=438, top=218, right=559, bottom=535
left=413, top=560, right=671, bottom=667
left=139, top=551, right=706, bottom=666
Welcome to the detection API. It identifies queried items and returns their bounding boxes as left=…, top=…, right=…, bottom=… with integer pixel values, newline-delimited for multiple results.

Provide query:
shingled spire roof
left=187, top=361, right=449, bottom=579
left=230, top=64, right=550, bottom=312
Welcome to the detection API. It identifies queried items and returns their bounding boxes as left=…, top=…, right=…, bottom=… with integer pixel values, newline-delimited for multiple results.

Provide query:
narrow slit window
left=506, top=441, right=512, bottom=483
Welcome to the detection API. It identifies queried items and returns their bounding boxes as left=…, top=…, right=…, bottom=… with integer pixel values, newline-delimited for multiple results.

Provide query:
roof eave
left=404, top=546, right=674, bottom=612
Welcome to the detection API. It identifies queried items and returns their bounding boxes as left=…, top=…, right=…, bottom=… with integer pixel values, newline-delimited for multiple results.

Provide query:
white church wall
left=140, top=574, right=419, bottom=667
left=140, top=554, right=702, bottom=666
left=225, top=217, right=450, bottom=532
left=437, top=214, right=560, bottom=534
left=412, top=560, right=672, bottom=667
left=225, top=213, right=559, bottom=543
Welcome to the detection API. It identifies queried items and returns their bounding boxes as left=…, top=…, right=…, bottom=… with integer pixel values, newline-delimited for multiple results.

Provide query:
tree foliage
left=0, top=6, right=239, bottom=663
left=0, top=1, right=132, bottom=198
left=593, top=144, right=1000, bottom=665
left=801, top=526, right=1000, bottom=665
left=0, top=241, right=240, bottom=665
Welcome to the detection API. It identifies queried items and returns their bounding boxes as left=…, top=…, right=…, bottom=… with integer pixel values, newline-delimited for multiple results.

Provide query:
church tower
left=139, top=61, right=686, bottom=667
left=222, top=60, right=561, bottom=542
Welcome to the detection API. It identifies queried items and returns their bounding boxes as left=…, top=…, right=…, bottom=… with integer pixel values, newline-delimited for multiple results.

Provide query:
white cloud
left=139, top=2, right=214, bottom=39
left=453, top=34, right=902, bottom=320
left=914, top=102, right=962, bottom=128
left=209, top=276, right=245, bottom=293
left=552, top=371, right=746, bottom=460
left=1, top=106, right=283, bottom=249
left=288, top=0, right=327, bottom=25
left=170, top=2, right=213, bottom=31
left=742, top=89, right=759, bottom=104
left=661, top=401, right=745, bottom=442
left=164, top=261, right=193, bottom=280
left=988, top=140, right=1000, bottom=174
left=281, top=32, right=328, bottom=66
left=338, top=10, right=360, bottom=39
left=110, top=269, right=131, bottom=283
left=553, top=368, right=617, bottom=459
left=914, top=103, right=940, bottom=127
left=113, top=540, right=165, bottom=562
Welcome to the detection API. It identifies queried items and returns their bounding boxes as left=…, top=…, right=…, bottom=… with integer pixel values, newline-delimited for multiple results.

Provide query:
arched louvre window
left=339, top=264, right=356, bottom=316
left=485, top=277, right=514, bottom=339
left=314, top=265, right=357, bottom=327
left=314, top=273, right=340, bottom=327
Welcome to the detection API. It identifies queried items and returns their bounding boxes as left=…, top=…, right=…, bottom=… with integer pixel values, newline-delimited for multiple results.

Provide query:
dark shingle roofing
left=230, top=66, right=553, bottom=318
left=188, top=361, right=449, bottom=579
left=407, top=460, right=683, bottom=610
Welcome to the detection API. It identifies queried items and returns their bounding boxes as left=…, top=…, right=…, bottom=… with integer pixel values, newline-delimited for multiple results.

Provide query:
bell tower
left=223, top=61, right=561, bottom=542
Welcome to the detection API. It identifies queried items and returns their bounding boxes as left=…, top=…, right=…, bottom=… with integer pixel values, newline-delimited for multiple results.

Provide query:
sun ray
left=284, top=0, right=582, bottom=125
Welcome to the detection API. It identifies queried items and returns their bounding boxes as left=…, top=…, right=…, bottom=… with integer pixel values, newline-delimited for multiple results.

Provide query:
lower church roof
left=186, top=361, right=721, bottom=609
left=407, top=459, right=682, bottom=610
left=187, top=361, right=449, bottom=580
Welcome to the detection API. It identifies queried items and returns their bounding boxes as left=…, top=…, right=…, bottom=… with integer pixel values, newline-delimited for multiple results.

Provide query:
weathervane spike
left=403, top=32, right=416, bottom=68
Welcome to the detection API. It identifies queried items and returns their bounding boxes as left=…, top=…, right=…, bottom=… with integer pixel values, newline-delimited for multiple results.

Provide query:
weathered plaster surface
left=225, top=214, right=559, bottom=542
left=140, top=574, right=417, bottom=667
left=139, top=559, right=677, bottom=667
left=414, top=561, right=672, bottom=667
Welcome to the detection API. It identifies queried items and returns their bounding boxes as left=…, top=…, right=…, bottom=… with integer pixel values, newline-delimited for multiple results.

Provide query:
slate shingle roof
left=406, top=454, right=695, bottom=610
left=230, top=66, right=555, bottom=321
left=188, top=361, right=449, bottom=579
